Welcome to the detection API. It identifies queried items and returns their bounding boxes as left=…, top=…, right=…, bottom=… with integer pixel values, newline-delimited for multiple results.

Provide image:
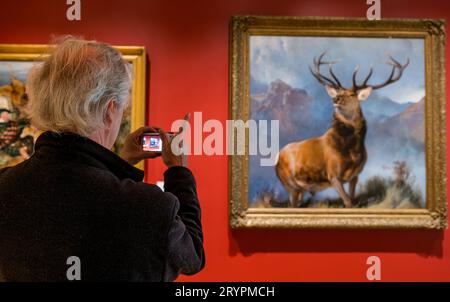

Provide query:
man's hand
left=159, top=113, right=190, bottom=168
left=120, top=126, right=161, bottom=166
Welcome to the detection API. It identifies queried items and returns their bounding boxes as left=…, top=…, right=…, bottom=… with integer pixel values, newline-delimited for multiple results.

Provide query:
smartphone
left=141, top=132, right=175, bottom=152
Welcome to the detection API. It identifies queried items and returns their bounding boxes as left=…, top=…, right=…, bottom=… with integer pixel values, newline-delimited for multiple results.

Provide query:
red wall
left=1, top=0, right=449, bottom=281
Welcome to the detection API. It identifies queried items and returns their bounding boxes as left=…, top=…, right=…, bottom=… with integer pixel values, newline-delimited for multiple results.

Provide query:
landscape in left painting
left=0, top=60, right=132, bottom=169
left=0, top=61, right=39, bottom=169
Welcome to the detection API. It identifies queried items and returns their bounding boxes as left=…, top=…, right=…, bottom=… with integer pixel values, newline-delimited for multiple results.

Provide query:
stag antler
left=309, top=52, right=343, bottom=89
left=352, top=56, right=410, bottom=91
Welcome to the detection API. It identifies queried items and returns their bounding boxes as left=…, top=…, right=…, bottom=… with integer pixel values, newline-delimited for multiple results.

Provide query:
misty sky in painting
left=0, top=61, right=35, bottom=86
left=250, top=36, right=425, bottom=104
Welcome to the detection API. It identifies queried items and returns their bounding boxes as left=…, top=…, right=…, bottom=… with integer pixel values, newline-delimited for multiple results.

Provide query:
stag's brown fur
left=276, top=92, right=368, bottom=208
left=275, top=53, right=409, bottom=208
left=275, top=54, right=409, bottom=208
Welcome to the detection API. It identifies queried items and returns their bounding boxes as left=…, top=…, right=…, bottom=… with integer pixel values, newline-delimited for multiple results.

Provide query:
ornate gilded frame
left=229, top=16, right=447, bottom=229
left=0, top=44, right=146, bottom=170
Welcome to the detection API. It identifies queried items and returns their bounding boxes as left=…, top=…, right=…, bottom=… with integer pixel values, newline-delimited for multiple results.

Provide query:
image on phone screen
left=142, top=134, right=162, bottom=152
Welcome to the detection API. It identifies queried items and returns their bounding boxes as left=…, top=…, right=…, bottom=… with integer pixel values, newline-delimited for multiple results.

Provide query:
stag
left=275, top=53, right=409, bottom=208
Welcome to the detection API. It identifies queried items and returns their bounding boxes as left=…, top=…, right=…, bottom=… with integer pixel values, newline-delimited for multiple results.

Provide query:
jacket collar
left=33, top=131, right=144, bottom=182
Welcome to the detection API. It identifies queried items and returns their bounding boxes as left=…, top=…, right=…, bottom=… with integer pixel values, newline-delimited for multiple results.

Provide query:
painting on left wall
left=0, top=44, right=147, bottom=170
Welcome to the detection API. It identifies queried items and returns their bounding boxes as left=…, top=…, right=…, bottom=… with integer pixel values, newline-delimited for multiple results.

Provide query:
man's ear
left=357, top=87, right=373, bottom=101
left=104, top=99, right=117, bottom=125
left=325, top=85, right=338, bottom=98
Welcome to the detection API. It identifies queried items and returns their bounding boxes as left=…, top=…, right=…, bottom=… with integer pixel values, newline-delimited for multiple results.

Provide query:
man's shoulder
left=0, top=166, right=13, bottom=181
left=0, top=167, right=10, bottom=176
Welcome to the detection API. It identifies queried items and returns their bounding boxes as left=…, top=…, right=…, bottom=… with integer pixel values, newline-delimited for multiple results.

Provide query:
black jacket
left=0, top=131, right=204, bottom=281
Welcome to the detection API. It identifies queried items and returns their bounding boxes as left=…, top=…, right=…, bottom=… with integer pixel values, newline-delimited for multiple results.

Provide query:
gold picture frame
left=229, top=16, right=447, bottom=229
left=0, top=44, right=146, bottom=171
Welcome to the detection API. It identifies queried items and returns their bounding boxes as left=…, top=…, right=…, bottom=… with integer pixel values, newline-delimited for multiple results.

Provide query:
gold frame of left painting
left=0, top=44, right=147, bottom=171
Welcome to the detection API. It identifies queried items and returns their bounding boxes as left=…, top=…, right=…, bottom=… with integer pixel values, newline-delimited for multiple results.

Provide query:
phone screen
left=142, top=133, right=162, bottom=152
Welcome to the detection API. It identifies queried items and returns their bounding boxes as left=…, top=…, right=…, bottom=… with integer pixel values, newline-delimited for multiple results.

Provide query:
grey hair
left=27, top=37, right=131, bottom=136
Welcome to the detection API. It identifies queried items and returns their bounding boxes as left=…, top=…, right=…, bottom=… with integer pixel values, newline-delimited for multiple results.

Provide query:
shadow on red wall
left=230, top=229, right=444, bottom=258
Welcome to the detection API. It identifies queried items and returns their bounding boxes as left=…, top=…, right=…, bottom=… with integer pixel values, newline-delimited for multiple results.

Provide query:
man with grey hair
left=0, top=38, right=205, bottom=281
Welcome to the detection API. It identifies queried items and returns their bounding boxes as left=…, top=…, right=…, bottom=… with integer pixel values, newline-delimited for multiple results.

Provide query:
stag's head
left=309, top=52, right=409, bottom=120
